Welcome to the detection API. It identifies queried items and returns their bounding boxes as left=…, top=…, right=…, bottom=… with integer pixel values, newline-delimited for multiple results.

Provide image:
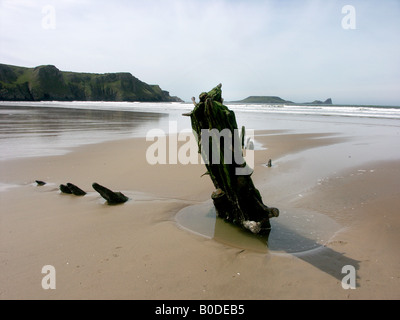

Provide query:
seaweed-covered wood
left=186, top=84, right=279, bottom=234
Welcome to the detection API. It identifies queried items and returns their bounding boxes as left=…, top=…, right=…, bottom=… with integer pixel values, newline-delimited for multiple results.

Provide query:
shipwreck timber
left=185, top=84, right=279, bottom=234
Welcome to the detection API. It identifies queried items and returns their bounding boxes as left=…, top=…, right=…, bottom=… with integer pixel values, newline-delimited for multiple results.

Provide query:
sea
left=1, top=100, right=400, bottom=162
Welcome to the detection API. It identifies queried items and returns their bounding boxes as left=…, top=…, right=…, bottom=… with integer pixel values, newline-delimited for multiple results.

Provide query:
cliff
left=0, top=63, right=183, bottom=102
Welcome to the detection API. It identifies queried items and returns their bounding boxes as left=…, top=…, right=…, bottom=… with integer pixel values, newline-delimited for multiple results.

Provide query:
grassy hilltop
left=0, top=63, right=182, bottom=102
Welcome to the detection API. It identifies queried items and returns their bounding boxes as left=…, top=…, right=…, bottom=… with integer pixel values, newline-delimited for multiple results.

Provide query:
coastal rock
left=233, top=95, right=333, bottom=105
left=234, top=96, right=293, bottom=104
left=308, top=98, right=333, bottom=105
left=92, top=182, right=129, bottom=205
left=35, top=180, right=46, bottom=186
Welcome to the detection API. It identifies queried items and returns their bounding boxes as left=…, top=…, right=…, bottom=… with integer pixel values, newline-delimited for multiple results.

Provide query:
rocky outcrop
left=233, top=96, right=333, bottom=105
left=233, top=96, right=293, bottom=104
left=308, top=98, right=333, bottom=105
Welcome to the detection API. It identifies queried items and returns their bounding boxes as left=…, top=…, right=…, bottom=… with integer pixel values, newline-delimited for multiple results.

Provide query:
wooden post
left=185, top=84, right=279, bottom=234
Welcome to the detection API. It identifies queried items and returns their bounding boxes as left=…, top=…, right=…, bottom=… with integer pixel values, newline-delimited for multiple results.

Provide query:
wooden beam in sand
left=187, top=84, right=279, bottom=235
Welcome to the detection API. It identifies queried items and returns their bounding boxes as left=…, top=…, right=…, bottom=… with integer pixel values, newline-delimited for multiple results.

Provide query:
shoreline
left=1, top=129, right=399, bottom=299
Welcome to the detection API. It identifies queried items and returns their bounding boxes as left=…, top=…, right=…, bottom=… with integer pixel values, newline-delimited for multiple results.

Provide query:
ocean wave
left=1, top=101, right=400, bottom=119
left=226, top=103, right=400, bottom=119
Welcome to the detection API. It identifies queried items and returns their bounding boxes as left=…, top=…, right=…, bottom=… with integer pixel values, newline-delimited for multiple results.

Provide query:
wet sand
left=0, top=130, right=399, bottom=299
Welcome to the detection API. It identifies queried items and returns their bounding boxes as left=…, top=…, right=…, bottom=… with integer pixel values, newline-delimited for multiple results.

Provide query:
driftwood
left=35, top=180, right=46, bottom=186
left=92, top=182, right=129, bottom=205
left=67, top=183, right=87, bottom=196
left=59, top=182, right=86, bottom=196
left=59, top=184, right=73, bottom=194
left=185, top=84, right=279, bottom=234
left=57, top=181, right=127, bottom=204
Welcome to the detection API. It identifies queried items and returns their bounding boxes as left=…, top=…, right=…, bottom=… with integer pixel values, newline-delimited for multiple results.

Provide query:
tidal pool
left=175, top=201, right=342, bottom=254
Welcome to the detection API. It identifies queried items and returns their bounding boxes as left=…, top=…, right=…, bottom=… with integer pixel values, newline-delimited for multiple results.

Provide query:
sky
left=0, top=0, right=399, bottom=105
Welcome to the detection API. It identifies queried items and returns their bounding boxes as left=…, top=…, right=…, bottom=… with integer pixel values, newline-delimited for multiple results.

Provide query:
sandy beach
left=1, top=119, right=399, bottom=300
left=1, top=0, right=400, bottom=304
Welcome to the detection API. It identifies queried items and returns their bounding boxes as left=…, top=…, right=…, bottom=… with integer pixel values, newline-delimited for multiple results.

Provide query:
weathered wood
left=92, top=182, right=129, bottom=205
left=35, top=180, right=46, bottom=186
left=59, top=184, right=72, bottom=194
left=188, top=84, right=279, bottom=234
left=67, top=183, right=86, bottom=196
left=59, top=182, right=86, bottom=196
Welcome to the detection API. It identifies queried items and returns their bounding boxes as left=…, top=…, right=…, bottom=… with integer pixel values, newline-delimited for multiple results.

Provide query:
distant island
left=232, top=96, right=332, bottom=105
left=0, top=63, right=183, bottom=102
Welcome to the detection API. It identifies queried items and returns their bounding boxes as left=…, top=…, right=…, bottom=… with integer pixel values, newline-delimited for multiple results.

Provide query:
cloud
left=0, top=0, right=399, bottom=104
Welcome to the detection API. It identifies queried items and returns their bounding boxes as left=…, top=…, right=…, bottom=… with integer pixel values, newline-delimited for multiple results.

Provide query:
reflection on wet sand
left=0, top=105, right=167, bottom=136
left=175, top=201, right=341, bottom=253
left=175, top=202, right=361, bottom=285
left=0, top=105, right=167, bottom=160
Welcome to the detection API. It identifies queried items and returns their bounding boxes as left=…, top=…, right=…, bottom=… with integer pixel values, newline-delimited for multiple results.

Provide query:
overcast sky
left=1, top=0, right=399, bottom=105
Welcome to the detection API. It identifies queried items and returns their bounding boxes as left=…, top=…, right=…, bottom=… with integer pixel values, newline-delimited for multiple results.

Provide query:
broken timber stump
left=186, top=84, right=279, bottom=234
left=59, top=184, right=72, bottom=194
left=59, top=182, right=86, bottom=196
left=92, top=182, right=129, bottom=205
left=67, top=183, right=87, bottom=196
